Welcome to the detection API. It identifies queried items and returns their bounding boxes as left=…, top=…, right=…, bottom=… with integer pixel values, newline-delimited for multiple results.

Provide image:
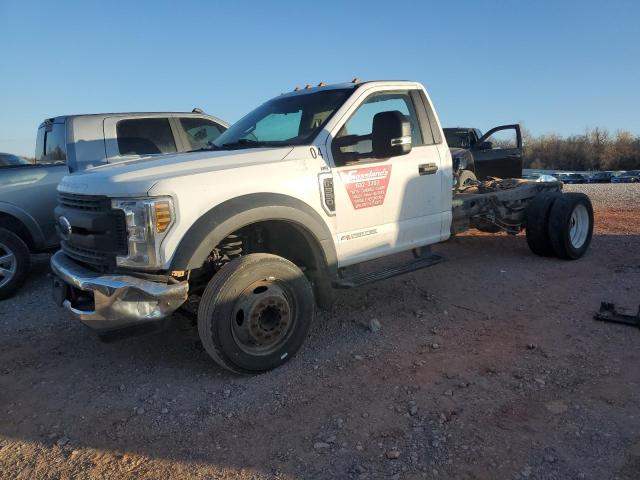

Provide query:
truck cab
left=320, top=82, right=453, bottom=264
left=35, top=111, right=229, bottom=172
left=49, top=81, right=452, bottom=368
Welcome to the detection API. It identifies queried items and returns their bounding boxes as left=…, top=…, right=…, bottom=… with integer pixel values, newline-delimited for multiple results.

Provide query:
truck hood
left=57, top=147, right=293, bottom=196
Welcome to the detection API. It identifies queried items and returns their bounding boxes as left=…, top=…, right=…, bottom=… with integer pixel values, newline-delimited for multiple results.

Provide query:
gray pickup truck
left=0, top=111, right=228, bottom=299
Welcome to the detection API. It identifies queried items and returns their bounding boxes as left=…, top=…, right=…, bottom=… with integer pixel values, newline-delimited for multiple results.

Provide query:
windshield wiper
left=187, top=144, right=221, bottom=153
left=219, top=139, right=272, bottom=150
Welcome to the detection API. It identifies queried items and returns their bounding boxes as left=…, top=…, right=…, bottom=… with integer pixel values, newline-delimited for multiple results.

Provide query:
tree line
left=522, top=127, right=640, bottom=171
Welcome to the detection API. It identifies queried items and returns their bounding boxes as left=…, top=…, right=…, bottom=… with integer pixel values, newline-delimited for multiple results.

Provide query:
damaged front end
left=50, top=251, right=189, bottom=332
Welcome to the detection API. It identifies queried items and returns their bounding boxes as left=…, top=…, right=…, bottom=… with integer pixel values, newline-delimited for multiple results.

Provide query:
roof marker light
left=318, top=82, right=327, bottom=87
left=304, top=84, right=312, bottom=89
left=351, top=77, right=360, bottom=83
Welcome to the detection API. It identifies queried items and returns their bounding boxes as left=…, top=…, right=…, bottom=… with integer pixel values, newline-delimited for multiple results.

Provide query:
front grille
left=114, top=219, right=128, bottom=252
left=61, top=241, right=113, bottom=267
left=58, top=192, right=111, bottom=212
left=56, top=193, right=127, bottom=270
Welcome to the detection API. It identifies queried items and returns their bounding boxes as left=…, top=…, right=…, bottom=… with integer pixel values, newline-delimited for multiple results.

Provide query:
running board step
left=332, top=254, right=445, bottom=289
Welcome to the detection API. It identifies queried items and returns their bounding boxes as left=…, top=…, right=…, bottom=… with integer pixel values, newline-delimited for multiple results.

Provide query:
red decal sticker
left=340, top=165, right=392, bottom=209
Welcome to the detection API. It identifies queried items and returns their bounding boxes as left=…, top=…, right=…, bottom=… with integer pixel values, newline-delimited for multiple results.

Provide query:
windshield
left=211, top=89, right=353, bottom=150
left=443, top=129, right=472, bottom=149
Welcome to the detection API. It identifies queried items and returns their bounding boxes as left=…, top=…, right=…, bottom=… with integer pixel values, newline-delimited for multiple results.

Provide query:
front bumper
left=50, top=250, right=188, bottom=331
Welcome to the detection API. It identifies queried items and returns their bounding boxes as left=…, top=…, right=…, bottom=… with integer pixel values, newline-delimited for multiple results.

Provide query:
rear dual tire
left=547, top=192, right=593, bottom=259
left=525, top=192, right=562, bottom=256
left=525, top=192, right=593, bottom=260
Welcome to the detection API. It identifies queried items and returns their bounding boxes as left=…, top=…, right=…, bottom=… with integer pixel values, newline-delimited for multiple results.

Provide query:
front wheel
left=197, top=253, right=315, bottom=374
left=0, top=228, right=31, bottom=300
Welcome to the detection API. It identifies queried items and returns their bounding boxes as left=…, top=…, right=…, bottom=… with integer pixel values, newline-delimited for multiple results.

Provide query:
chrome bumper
left=50, top=251, right=188, bottom=331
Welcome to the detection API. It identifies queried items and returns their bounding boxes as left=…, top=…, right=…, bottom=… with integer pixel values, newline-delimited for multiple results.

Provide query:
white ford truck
left=51, top=80, right=594, bottom=374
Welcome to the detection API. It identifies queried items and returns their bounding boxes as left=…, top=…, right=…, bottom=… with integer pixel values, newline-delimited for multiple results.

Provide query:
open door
left=470, top=124, right=522, bottom=180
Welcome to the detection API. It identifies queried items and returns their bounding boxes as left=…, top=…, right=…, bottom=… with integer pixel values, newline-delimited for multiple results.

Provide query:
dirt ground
left=1, top=185, right=639, bottom=480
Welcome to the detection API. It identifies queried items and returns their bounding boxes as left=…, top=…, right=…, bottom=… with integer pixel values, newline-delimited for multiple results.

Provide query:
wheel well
left=233, top=220, right=325, bottom=275
left=0, top=213, right=35, bottom=251
left=191, top=219, right=334, bottom=310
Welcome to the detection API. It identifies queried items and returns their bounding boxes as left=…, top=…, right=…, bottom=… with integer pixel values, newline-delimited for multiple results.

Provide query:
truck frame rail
left=452, top=178, right=562, bottom=234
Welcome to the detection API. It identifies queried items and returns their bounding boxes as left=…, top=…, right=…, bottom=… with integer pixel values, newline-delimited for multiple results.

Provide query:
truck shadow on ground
left=1, top=233, right=639, bottom=479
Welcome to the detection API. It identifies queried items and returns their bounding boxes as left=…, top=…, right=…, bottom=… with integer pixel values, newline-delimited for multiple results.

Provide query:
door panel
left=326, top=89, right=444, bottom=266
left=471, top=124, right=522, bottom=179
left=0, top=164, right=68, bottom=248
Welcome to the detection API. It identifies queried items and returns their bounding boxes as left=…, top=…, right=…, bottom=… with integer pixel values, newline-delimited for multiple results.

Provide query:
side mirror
left=474, top=141, right=493, bottom=150
left=372, top=111, right=412, bottom=159
left=333, top=134, right=361, bottom=150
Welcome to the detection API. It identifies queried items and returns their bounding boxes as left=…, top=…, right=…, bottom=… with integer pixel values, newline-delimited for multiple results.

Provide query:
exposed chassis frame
left=451, top=179, right=563, bottom=235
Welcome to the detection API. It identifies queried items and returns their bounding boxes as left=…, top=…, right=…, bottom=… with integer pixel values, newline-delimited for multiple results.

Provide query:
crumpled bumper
left=50, top=250, right=188, bottom=331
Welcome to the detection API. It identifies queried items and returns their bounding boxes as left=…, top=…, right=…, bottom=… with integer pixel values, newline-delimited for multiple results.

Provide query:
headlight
left=111, top=197, right=175, bottom=269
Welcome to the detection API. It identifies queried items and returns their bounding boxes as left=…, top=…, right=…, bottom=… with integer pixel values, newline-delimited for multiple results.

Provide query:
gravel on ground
left=563, top=183, right=640, bottom=209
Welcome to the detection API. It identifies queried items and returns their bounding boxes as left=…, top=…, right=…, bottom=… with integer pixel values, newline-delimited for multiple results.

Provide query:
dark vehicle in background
left=0, top=153, right=31, bottom=167
left=0, top=111, right=228, bottom=299
left=611, top=170, right=640, bottom=183
left=557, top=173, right=588, bottom=184
left=588, top=171, right=615, bottom=183
left=443, top=125, right=523, bottom=189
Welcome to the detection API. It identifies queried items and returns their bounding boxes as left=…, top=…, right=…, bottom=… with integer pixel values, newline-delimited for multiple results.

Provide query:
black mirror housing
left=372, top=111, right=412, bottom=159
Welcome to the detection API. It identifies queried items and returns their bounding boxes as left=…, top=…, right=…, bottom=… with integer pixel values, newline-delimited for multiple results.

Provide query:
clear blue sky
left=1, top=0, right=639, bottom=156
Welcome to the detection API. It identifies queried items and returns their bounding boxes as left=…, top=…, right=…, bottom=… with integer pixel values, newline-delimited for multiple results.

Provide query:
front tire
left=0, top=228, right=31, bottom=300
left=197, top=253, right=315, bottom=374
left=547, top=193, right=594, bottom=259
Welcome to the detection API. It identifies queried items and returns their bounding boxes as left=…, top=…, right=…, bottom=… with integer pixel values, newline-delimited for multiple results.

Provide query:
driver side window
left=482, top=128, right=518, bottom=150
left=334, top=91, right=424, bottom=164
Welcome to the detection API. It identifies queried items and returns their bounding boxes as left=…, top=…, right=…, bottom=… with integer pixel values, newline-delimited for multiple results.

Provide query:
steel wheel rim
left=569, top=204, right=589, bottom=249
left=230, top=277, right=295, bottom=355
left=0, top=242, right=17, bottom=288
